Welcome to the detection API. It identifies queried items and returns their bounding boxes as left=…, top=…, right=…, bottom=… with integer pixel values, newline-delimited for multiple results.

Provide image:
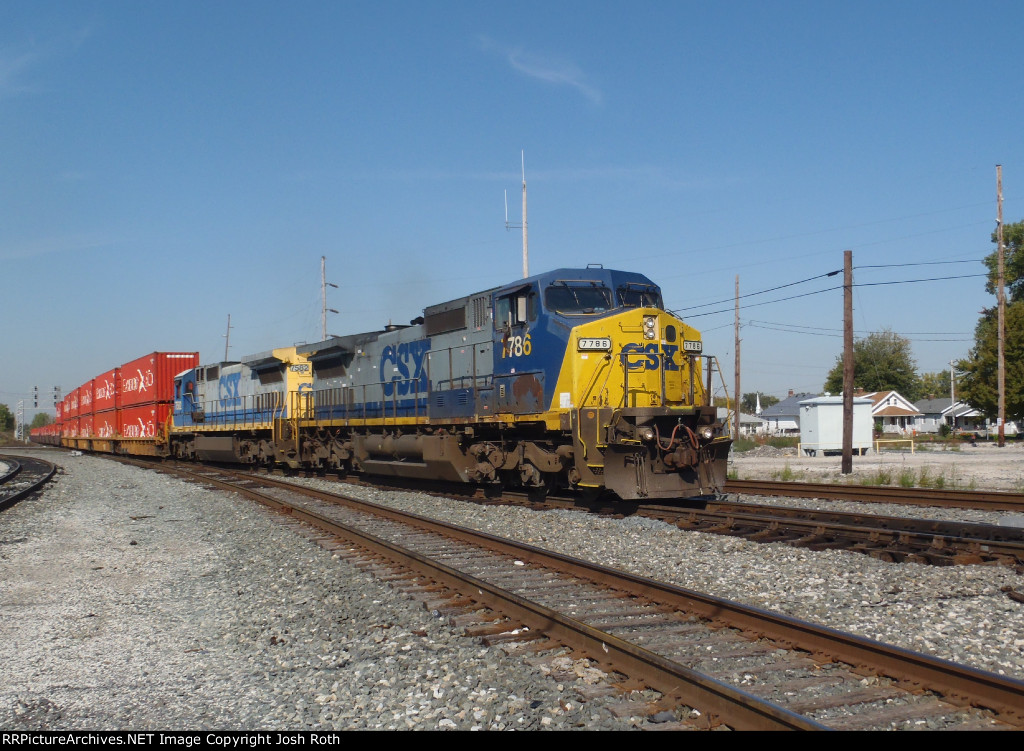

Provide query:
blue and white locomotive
left=170, top=267, right=731, bottom=500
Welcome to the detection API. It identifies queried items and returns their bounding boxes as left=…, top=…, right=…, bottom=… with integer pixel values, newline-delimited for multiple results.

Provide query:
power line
left=680, top=285, right=841, bottom=319
left=675, top=268, right=989, bottom=320
left=747, top=319, right=971, bottom=336
left=855, top=273, right=988, bottom=287
left=671, top=270, right=842, bottom=313
left=856, top=259, right=981, bottom=269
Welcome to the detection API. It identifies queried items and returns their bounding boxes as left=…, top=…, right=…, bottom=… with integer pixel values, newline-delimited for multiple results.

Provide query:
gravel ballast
left=0, top=452, right=640, bottom=731
left=2, top=447, right=1024, bottom=730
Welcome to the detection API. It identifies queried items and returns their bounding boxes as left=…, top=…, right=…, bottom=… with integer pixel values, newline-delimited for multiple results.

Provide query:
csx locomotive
left=168, top=267, right=731, bottom=500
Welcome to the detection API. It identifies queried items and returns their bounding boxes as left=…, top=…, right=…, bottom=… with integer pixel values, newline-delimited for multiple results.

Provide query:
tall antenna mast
left=223, top=314, right=232, bottom=361
left=321, top=255, right=338, bottom=340
left=505, top=151, right=529, bottom=278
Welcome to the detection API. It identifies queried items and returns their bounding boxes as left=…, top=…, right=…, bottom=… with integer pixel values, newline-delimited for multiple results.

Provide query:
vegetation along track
left=0, top=454, right=56, bottom=511
left=121, top=457, right=1024, bottom=730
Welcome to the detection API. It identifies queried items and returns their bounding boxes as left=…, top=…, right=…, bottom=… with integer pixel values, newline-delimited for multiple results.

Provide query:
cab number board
left=578, top=337, right=612, bottom=351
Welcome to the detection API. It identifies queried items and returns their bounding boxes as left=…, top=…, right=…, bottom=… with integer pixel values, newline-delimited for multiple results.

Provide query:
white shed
left=798, top=395, right=873, bottom=456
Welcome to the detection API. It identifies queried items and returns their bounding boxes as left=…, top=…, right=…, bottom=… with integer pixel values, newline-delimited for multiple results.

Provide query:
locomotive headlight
left=637, top=426, right=655, bottom=442
left=699, top=426, right=715, bottom=441
left=643, top=315, right=657, bottom=340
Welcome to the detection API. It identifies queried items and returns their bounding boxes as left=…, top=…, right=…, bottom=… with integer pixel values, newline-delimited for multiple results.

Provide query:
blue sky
left=2, top=1, right=1020, bottom=421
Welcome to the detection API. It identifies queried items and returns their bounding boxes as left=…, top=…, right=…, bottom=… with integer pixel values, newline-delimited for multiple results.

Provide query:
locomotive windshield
left=617, top=284, right=663, bottom=309
left=544, top=282, right=613, bottom=315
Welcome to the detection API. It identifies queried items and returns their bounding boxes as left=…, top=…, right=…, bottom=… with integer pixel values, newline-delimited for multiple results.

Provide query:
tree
left=30, top=413, right=53, bottom=429
left=741, top=392, right=779, bottom=413
left=983, top=220, right=1024, bottom=302
left=918, top=371, right=952, bottom=400
left=956, top=300, right=1024, bottom=423
left=823, top=329, right=921, bottom=399
left=0, top=404, right=13, bottom=432
left=958, top=218, right=1024, bottom=422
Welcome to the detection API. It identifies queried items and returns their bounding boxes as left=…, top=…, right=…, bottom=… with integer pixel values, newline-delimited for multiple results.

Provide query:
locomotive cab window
left=495, top=288, right=537, bottom=330
left=545, top=281, right=612, bottom=315
left=617, top=284, right=663, bottom=310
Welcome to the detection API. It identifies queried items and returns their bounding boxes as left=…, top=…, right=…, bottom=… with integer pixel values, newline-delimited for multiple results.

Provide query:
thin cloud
left=478, top=35, right=603, bottom=105
left=0, top=26, right=93, bottom=100
left=0, top=46, right=42, bottom=99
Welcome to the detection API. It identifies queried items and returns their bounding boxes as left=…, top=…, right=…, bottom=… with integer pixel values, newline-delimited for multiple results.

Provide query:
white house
left=861, top=390, right=922, bottom=434
left=717, top=408, right=767, bottom=437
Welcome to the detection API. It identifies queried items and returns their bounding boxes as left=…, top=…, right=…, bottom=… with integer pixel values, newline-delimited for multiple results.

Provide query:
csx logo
left=218, top=373, right=241, bottom=407
left=380, top=340, right=431, bottom=397
left=621, top=343, right=682, bottom=371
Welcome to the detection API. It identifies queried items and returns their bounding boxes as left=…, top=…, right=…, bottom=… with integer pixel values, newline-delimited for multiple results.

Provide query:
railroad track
left=0, top=454, right=57, bottom=511
left=344, top=475, right=1024, bottom=569
left=725, top=479, right=1024, bottom=512
left=641, top=500, right=1024, bottom=569
left=131, top=459, right=1024, bottom=730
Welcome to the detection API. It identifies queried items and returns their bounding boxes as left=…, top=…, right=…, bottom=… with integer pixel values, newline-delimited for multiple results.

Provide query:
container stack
left=31, top=352, right=199, bottom=455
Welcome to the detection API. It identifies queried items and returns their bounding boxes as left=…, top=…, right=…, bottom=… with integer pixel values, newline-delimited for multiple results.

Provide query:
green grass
left=777, top=463, right=802, bottom=481
left=731, top=437, right=757, bottom=452
left=860, top=468, right=893, bottom=486
left=852, top=464, right=975, bottom=490
left=731, top=436, right=799, bottom=453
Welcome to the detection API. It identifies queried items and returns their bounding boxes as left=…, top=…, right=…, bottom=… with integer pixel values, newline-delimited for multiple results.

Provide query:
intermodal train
left=33, top=267, right=732, bottom=500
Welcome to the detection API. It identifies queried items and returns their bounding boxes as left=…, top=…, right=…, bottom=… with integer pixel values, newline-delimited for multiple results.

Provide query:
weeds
left=777, top=463, right=802, bottom=482
left=897, top=469, right=916, bottom=488
left=861, top=468, right=893, bottom=486
left=853, top=464, right=970, bottom=489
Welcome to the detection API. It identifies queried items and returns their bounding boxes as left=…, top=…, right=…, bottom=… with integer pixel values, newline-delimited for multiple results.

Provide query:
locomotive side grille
left=472, top=296, right=488, bottom=330
left=425, top=307, right=466, bottom=336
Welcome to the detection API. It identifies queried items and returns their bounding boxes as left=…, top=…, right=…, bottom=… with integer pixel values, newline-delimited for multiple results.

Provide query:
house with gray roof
left=758, top=391, right=817, bottom=435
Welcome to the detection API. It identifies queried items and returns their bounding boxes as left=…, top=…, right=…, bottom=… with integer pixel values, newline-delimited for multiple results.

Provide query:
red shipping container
left=66, top=388, right=80, bottom=419
left=119, top=403, right=172, bottom=440
left=93, top=369, right=119, bottom=412
left=120, top=352, right=199, bottom=407
left=64, top=417, right=79, bottom=439
left=94, top=410, right=117, bottom=439
left=79, top=414, right=94, bottom=438
left=55, top=402, right=63, bottom=421
left=79, top=379, right=94, bottom=416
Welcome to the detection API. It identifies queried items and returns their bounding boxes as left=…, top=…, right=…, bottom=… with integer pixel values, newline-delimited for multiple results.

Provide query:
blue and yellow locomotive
left=170, top=267, right=731, bottom=500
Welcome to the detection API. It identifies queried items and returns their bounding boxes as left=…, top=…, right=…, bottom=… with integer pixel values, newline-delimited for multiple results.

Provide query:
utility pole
left=734, top=275, right=741, bottom=439
left=223, top=314, right=232, bottom=361
left=997, top=165, right=1006, bottom=447
left=321, top=255, right=338, bottom=340
left=842, top=250, right=854, bottom=474
left=949, top=360, right=956, bottom=404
